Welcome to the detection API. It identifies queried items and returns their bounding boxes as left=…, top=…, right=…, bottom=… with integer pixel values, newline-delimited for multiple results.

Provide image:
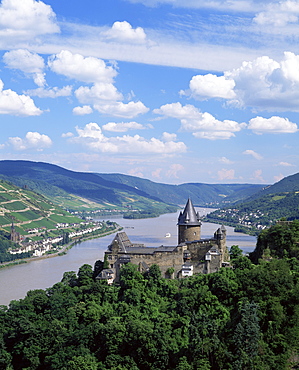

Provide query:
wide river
left=0, top=208, right=257, bottom=306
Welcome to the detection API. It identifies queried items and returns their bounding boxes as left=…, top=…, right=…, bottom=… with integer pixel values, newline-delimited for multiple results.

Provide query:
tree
left=229, top=245, right=243, bottom=260
left=232, top=300, right=261, bottom=369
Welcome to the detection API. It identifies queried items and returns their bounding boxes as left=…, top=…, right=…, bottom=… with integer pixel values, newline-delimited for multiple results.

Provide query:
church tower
left=178, top=198, right=201, bottom=244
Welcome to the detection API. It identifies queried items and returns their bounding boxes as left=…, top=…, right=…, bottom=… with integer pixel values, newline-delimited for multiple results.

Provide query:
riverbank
left=0, top=225, right=123, bottom=269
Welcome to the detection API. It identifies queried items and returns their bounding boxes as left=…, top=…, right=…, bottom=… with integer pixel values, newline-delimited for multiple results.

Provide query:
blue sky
left=1, top=0, right=299, bottom=185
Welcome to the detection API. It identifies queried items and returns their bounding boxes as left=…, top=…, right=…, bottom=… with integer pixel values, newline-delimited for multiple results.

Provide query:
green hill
left=0, top=160, right=265, bottom=216
left=0, top=179, right=83, bottom=236
left=98, top=173, right=264, bottom=206
left=0, top=160, right=177, bottom=216
left=206, top=172, right=299, bottom=231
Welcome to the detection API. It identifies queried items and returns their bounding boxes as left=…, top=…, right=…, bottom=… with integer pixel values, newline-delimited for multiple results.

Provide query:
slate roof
left=177, top=198, right=201, bottom=226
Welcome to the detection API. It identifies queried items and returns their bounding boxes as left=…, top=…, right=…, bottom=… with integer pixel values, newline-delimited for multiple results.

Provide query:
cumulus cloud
left=183, top=73, right=236, bottom=100
left=166, top=163, right=184, bottom=179
left=185, top=52, right=299, bottom=112
left=152, top=168, right=162, bottom=179
left=48, top=50, right=117, bottom=84
left=0, top=0, right=59, bottom=39
left=73, top=105, right=93, bottom=115
left=243, top=149, right=263, bottom=160
left=218, top=168, right=235, bottom=181
left=154, top=102, right=245, bottom=140
left=3, top=49, right=46, bottom=87
left=25, top=86, right=72, bottom=98
left=103, top=21, right=147, bottom=43
left=75, top=83, right=123, bottom=104
left=248, top=116, right=298, bottom=134
left=102, top=121, right=146, bottom=132
left=128, top=167, right=145, bottom=177
left=9, top=131, right=52, bottom=151
left=162, top=132, right=177, bottom=142
left=47, top=50, right=148, bottom=118
left=254, top=1, right=299, bottom=27
left=0, top=79, right=42, bottom=116
left=94, top=101, right=149, bottom=118
left=252, top=169, right=265, bottom=182
left=70, top=122, right=187, bottom=154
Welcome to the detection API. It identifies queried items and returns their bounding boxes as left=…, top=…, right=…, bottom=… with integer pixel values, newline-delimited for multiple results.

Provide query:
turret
left=178, top=198, right=201, bottom=244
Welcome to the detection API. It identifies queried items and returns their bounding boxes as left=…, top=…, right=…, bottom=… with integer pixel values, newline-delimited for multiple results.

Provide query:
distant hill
left=206, top=172, right=299, bottom=230
left=98, top=173, right=264, bottom=206
left=0, top=161, right=265, bottom=214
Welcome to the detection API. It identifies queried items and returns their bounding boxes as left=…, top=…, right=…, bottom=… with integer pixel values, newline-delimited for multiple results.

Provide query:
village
left=9, top=220, right=118, bottom=257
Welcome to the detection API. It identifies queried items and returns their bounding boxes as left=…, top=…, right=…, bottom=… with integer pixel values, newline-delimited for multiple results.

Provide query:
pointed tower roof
left=178, top=198, right=201, bottom=226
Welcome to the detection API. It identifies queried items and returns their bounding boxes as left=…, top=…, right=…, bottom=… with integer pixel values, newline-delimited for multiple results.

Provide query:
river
left=0, top=208, right=257, bottom=306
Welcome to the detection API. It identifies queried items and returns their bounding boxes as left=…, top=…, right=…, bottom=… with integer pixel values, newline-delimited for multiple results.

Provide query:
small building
left=96, top=269, right=115, bottom=285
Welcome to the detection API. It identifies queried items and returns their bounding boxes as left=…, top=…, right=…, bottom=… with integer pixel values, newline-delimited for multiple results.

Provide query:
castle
left=98, top=199, right=229, bottom=283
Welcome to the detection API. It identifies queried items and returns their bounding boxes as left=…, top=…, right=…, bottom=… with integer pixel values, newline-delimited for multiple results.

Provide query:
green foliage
left=1, top=247, right=299, bottom=369
left=229, top=245, right=243, bottom=260
left=250, top=220, right=299, bottom=262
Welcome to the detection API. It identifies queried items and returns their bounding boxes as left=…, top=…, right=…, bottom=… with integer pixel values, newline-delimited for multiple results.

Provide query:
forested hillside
left=1, top=224, right=299, bottom=369
left=206, top=172, right=299, bottom=231
left=0, top=161, right=264, bottom=213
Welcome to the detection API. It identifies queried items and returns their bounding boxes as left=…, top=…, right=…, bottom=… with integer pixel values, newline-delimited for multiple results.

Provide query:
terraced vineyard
left=0, top=180, right=83, bottom=236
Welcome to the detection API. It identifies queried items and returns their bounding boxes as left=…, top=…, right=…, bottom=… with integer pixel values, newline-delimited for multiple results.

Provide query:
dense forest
left=1, top=222, right=299, bottom=369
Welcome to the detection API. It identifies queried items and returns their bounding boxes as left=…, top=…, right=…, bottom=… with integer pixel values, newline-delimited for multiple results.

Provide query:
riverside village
left=97, top=198, right=230, bottom=284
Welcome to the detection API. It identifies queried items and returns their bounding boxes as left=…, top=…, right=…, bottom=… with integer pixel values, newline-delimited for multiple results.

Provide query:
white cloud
left=193, top=131, right=236, bottom=140
left=73, top=105, right=93, bottom=115
left=70, top=122, right=186, bottom=154
left=48, top=50, right=117, bottom=84
left=252, top=169, right=265, bottom=182
left=152, top=168, right=162, bottom=179
left=162, top=132, right=177, bottom=142
left=243, top=149, right=263, bottom=160
left=0, top=0, right=59, bottom=39
left=219, top=156, right=234, bottom=164
left=26, top=86, right=72, bottom=98
left=185, top=74, right=236, bottom=100
left=9, top=131, right=52, bottom=151
left=154, top=102, right=245, bottom=139
left=61, top=132, right=74, bottom=138
left=75, top=83, right=123, bottom=104
left=103, top=21, right=147, bottom=43
left=254, top=1, right=299, bottom=27
left=0, top=79, right=42, bottom=116
left=278, top=161, right=294, bottom=166
left=94, top=101, right=149, bottom=118
left=248, top=116, right=298, bottom=134
left=125, top=0, right=267, bottom=12
left=102, top=121, right=146, bottom=132
left=128, top=167, right=145, bottom=177
left=218, top=168, right=235, bottom=181
left=166, top=163, right=184, bottom=179
left=184, top=52, right=299, bottom=111
left=3, top=49, right=46, bottom=87
left=274, top=173, right=284, bottom=182
left=154, top=102, right=201, bottom=119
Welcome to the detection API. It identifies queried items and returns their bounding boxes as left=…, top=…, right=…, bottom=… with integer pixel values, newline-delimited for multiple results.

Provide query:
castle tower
left=178, top=198, right=201, bottom=244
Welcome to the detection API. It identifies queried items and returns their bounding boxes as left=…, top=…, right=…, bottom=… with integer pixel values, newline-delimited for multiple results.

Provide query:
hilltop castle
left=99, top=199, right=229, bottom=283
